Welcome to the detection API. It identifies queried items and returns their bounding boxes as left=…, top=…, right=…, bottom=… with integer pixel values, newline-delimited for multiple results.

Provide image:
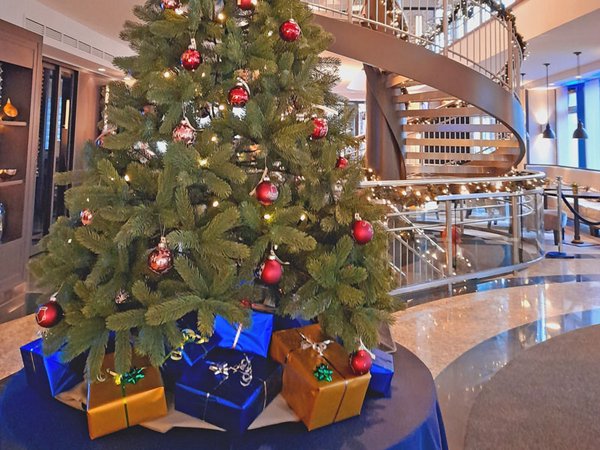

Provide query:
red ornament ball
left=352, top=219, right=374, bottom=245
left=350, top=350, right=373, bottom=375
left=237, top=0, right=257, bottom=11
left=240, top=298, right=253, bottom=309
left=336, top=156, right=349, bottom=169
left=173, top=120, right=197, bottom=145
left=80, top=209, right=94, bottom=226
left=255, top=180, right=279, bottom=206
left=441, top=225, right=462, bottom=245
left=228, top=85, right=250, bottom=107
left=161, top=0, right=180, bottom=10
left=311, top=117, right=329, bottom=140
left=260, top=258, right=283, bottom=285
left=35, top=301, right=63, bottom=328
left=181, top=48, right=202, bottom=71
left=148, top=238, right=174, bottom=275
left=279, top=19, right=302, bottom=42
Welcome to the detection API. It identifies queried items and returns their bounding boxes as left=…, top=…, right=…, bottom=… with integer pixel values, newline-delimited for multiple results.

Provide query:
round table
left=0, top=344, right=447, bottom=450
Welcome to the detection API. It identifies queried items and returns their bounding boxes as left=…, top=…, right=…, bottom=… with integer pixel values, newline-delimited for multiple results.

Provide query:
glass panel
left=32, top=65, right=78, bottom=243
left=32, top=66, right=56, bottom=240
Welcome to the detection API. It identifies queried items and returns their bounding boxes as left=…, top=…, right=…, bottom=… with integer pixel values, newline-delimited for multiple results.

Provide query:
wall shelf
left=0, top=121, right=28, bottom=127
left=0, top=179, right=24, bottom=188
left=0, top=19, right=43, bottom=294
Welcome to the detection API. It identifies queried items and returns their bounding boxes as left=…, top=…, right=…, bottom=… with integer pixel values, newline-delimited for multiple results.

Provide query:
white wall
left=527, top=88, right=557, bottom=165
left=585, top=79, right=600, bottom=170
left=528, top=78, right=600, bottom=170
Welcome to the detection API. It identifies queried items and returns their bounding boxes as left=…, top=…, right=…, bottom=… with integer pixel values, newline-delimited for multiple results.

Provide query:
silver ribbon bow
left=209, top=355, right=253, bottom=387
left=299, top=333, right=332, bottom=357
left=209, top=362, right=232, bottom=378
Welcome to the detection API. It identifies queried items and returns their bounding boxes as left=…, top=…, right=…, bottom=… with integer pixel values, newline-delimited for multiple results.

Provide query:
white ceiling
left=37, top=0, right=137, bottom=39
left=36, top=0, right=600, bottom=93
left=521, top=8, right=600, bottom=85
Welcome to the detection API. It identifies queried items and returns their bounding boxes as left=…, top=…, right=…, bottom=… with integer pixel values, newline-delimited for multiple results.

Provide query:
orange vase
left=2, top=98, right=18, bottom=119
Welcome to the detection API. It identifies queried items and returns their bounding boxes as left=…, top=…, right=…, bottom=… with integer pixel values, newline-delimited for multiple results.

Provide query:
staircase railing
left=363, top=171, right=546, bottom=294
left=302, top=0, right=522, bottom=93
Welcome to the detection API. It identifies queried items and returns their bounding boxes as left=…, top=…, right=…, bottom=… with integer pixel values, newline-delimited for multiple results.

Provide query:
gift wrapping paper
left=270, top=324, right=371, bottom=431
left=214, top=311, right=273, bottom=357
left=368, top=348, right=394, bottom=398
left=20, top=338, right=85, bottom=398
left=87, top=353, right=168, bottom=439
left=174, top=347, right=282, bottom=434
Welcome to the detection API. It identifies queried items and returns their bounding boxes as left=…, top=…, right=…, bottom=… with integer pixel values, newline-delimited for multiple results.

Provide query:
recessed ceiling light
left=98, top=68, right=106, bottom=72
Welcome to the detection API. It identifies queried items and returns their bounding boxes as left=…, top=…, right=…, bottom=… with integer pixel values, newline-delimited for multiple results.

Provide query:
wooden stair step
left=404, top=152, right=513, bottom=162
left=404, top=138, right=520, bottom=148
left=394, top=90, right=455, bottom=103
left=397, top=107, right=484, bottom=118
left=405, top=164, right=491, bottom=175
left=403, top=123, right=510, bottom=133
left=466, top=160, right=514, bottom=167
left=386, top=75, right=422, bottom=88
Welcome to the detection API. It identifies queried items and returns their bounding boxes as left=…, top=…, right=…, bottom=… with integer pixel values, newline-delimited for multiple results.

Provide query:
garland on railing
left=421, top=0, right=527, bottom=57
left=362, top=168, right=546, bottom=211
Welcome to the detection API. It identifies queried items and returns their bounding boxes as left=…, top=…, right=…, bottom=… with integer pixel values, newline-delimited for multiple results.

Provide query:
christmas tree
left=30, top=0, right=395, bottom=380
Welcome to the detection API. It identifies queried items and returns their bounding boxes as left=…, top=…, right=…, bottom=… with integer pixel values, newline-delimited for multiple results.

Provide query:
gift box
left=174, top=347, right=282, bottom=434
left=368, top=349, right=394, bottom=398
left=214, top=311, right=273, bottom=358
left=20, top=339, right=85, bottom=397
left=270, top=324, right=371, bottom=431
left=87, top=353, right=168, bottom=439
left=161, top=334, right=222, bottom=389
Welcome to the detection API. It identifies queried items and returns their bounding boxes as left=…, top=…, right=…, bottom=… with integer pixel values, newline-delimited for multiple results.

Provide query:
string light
left=163, top=70, right=172, bottom=79
left=212, top=200, right=219, bottom=207
left=198, top=158, right=209, bottom=167
left=124, top=174, right=131, bottom=182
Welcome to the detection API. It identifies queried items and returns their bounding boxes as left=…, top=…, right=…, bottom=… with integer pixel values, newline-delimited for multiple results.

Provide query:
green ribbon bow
left=313, top=363, right=333, bottom=383
left=116, top=367, right=145, bottom=386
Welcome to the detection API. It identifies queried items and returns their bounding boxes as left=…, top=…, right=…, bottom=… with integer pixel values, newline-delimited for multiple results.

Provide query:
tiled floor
left=390, top=228, right=600, bottom=449
left=1, top=227, right=600, bottom=449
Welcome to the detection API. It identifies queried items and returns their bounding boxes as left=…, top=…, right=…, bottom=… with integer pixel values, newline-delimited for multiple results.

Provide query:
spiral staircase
left=302, top=0, right=526, bottom=180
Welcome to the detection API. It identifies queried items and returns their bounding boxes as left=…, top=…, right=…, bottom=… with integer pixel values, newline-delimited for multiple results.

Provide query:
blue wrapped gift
left=161, top=334, right=222, bottom=389
left=175, top=347, right=282, bottom=434
left=20, top=339, right=86, bottom=397
left=214, top=311, right=273, bottom=358
left=368, top=349, right=394, bottom=398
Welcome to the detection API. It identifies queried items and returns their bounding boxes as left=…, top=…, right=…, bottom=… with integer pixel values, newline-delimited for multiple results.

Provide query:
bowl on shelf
left=0, top=169, right=17, bottom=181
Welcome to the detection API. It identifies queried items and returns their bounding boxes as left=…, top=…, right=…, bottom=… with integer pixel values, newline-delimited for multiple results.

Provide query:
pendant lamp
left=572, top=52, right=589, bottom=139
left=543, top=63, right=555, bottom=139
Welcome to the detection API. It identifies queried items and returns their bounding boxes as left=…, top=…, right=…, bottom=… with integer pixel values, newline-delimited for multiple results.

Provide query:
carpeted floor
left=465, top=324, right=600, bottom=450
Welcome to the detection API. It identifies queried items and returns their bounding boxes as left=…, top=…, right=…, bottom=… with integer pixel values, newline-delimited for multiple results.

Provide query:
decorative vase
left=2, top=98, right=18, bottom=119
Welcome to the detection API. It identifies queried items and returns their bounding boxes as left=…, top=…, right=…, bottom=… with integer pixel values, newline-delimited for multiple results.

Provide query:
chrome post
left=556, top=176, right=564, bottom=254
left=445, top=200, right=453, bottom=275
left=511, top=194, right=521, bottom=265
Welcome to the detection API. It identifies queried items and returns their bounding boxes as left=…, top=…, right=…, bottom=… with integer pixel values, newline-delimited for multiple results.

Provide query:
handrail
left=360, top=171, right=546, bottom=188
left=382, top=187, right=545, bottom=294
left=302, top=0, right=523, bottom=93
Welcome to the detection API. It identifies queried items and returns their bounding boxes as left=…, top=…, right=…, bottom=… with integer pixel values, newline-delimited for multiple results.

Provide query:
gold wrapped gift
left=87, top=353, right=168, bottom=439
left=270, top=324, right=371, bottom=431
